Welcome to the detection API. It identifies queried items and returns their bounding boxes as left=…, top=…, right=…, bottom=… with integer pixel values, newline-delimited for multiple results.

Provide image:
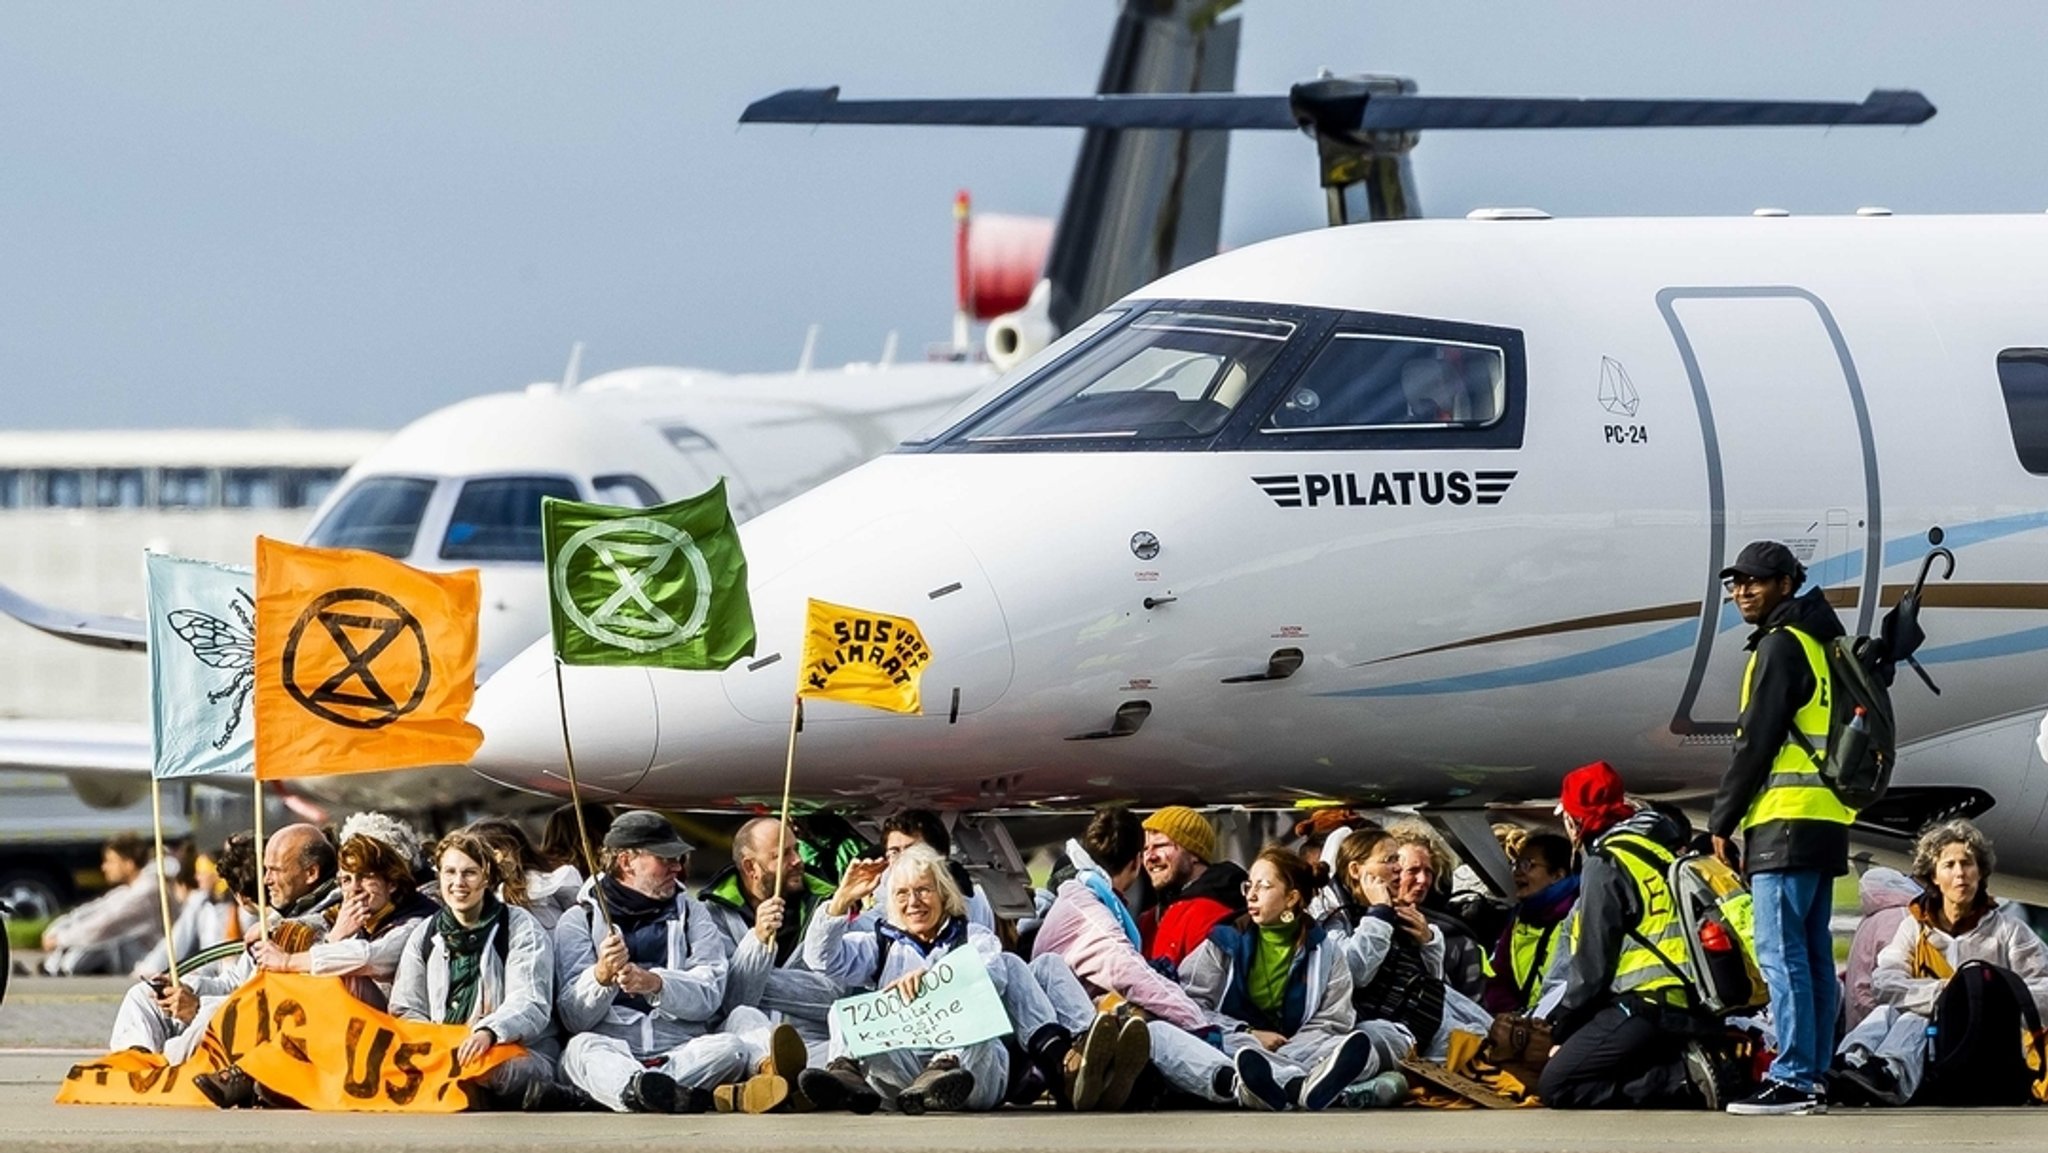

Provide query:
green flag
left=543, top=480, right=756, bottom=670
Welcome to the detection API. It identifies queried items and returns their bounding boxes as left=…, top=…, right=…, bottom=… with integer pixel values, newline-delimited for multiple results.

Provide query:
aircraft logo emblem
left=553, top=517, right=713, bottom=654
left=1598, top=356, right=1641, bottom=418
left=281, top=588, right=431, bottom=729
left=167, top=589, right=256, bottom=750
left=1253, top=470, right=1516, bottom=509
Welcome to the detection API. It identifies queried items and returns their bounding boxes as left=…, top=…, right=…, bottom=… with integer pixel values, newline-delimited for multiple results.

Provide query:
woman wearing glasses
left=799, top=842, right=1015, bottom=1114
left=1160, top=846, right=1379, bottom=1110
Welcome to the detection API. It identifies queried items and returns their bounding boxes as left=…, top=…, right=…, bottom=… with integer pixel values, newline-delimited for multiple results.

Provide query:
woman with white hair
left=797, top=843, right=1012, bottom=1114
left=249, top=811, right=435, bottom=1009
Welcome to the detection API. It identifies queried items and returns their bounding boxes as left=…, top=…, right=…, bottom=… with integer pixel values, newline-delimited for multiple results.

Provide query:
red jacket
left=1140, top=860, right=1247, bottom=971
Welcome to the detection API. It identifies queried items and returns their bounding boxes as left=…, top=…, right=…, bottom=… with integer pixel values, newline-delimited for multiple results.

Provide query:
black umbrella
left=1870, top=545, right=1957, bottom=693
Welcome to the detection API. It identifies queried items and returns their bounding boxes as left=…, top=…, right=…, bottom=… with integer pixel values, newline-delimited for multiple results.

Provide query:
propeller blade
left=741, top=87, right=1297, bottom=131
left=1352, top=88, right=1935, bottom=132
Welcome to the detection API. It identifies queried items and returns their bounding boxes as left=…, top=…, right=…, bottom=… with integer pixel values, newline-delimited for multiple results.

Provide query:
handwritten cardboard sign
left=829, top=947, right=1013, bottom=1058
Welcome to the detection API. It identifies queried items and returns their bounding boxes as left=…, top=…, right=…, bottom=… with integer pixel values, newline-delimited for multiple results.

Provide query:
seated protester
left=1841, top=866, right=1922, bottom=1032
left=1538, top=762, right=1719, bottom=1110
left=470, top=817, right=580, bottom=932
left=1385, top=820, right=1489, bottom=1000
left=1840, top=819, right=2048, bottom=1106
left=110, top=832, right=261, bottom=1063
left=40, top=833, right=164, bottom=976
left=248, top=812, right=436, bottom=1010
left=390, top=831, right=560, bottom=1111
left=556, top=810, right=796, bottom=1115
left=263, top=822, right=341, bottom=922
left=134, top=843, right=234, bottom=980
left=1030, top=806, right=1206, bottom=1110
left=699, top=817, right=845, bottom=1068
left=538, top=802, right=610, bottom=877
left=1321, top=827, right=1441, bottom=1075
left=1482, top=833, right=1580, bottom=1016
left=878, top=810, right=995, bottom=931
left=1305, top=823, right=1378, bottom=924
left=799, top=844, right=1013, bottom=1114
left=1138, top=807, right=1248, bottom=972
left=1167, top=846, right=1378, bottom=1111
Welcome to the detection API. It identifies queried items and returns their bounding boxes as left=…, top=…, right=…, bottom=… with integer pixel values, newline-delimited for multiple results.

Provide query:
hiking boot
left=713, top=1073, right=790, bottom=1114
left=898, top=1055, right=974, bottom=1115
left=193, top=1065, right=257, bottom=1110
left=1335, top=1070, right=1410, bottom=1109
left=1232, top=1048, right=1288, bottom=1111
left=1299, top=1032, right=1374, bottom=1111
left=618, top=1069, right=680, bottom=1114
left=520, top=1080, right=607, bottom=1113
left=1066, top=1016, right=1117, bottom=1111
left=1097, top=1017, right=1152, bottom=1111
left=798, top=1057, right=881, bottom=1115
left=1726, top=1078, right=1826, bottom=1116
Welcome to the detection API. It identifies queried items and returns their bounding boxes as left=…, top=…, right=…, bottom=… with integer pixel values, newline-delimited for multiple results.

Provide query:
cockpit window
left=901, top=308, right=1127, bottom=446
left=947, top=311, right=1295, bottom=443
left=440, top=475, right=581, bottom=562
left=306, top=476, right=436, bottom=558
left=1263, top=335, right=1505, bottom=432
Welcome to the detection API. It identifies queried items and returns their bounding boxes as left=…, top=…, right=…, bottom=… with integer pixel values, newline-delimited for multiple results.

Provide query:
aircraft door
left=1659, top=288, right=1880, bottom=736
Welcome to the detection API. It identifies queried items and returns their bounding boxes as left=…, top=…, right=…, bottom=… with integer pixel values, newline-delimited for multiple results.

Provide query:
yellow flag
left=797, top=598, right=932, bottom=715
left=254, top=537, right=482, bottom=778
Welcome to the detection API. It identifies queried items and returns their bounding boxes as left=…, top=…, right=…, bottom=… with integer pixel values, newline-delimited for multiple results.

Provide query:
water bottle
left=1828, top=705, right=1871, bottom=789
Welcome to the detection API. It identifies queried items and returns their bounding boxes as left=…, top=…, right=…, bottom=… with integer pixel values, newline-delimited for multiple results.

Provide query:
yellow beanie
left=1142, top=806, right=1217, bottom=864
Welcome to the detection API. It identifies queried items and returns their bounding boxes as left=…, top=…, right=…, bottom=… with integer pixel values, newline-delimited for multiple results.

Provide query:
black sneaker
left=1299, top=1032, right=1374, bottom=1112
left=192, top=1066, right=257, bottom=1110
left=1232, top=1048, right=1288, bottom=1111
left=1726, top=1078, right=1825, bottom=1116
left=618, top=1069, right=680, bottom=1114
left=799, top=1057, right=881, bottom=1115
left=898, top=1055, right=974, bottom=1115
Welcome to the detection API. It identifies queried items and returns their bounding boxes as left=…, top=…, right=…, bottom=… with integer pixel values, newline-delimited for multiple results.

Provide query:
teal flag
left=146, top=552, right=255, bottom=779
left=542, top=479, right=756, bottom=670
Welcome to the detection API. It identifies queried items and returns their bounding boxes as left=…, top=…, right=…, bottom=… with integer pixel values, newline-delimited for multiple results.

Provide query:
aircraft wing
left=0, top=720, right=150, bottom=774
left=0, top=581, right=147, bottom=652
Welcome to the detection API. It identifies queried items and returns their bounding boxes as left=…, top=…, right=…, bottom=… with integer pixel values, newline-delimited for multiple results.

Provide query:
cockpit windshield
left=945, top=311, right=1296, bottom=443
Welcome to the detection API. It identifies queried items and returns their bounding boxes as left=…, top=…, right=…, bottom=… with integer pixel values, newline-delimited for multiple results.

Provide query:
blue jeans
left=1750, top=869, right=1839, bottom=1091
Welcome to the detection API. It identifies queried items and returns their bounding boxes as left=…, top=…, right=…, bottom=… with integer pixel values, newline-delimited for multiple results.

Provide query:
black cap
left=602, top=810, right=693, bottom=858
left=1719, top=540, right=1804, bottom=584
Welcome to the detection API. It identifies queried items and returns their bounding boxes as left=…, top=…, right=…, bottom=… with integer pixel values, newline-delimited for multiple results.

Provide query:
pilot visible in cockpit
left=1400, top=358, right=1466, bottom=424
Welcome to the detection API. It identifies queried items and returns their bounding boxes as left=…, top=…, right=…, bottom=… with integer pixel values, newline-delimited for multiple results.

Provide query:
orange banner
left=58, top=972, right=518, bottom=1111
left=253, top=537, right=483, bottom=778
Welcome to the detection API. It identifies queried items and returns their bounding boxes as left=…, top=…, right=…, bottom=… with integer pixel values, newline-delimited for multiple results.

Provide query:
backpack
left=1785, top=630, right=1896, bottom=810
left=1601, top=840, right=1768, bottom=1016
left=1921, top=959, right=2048, bottom=1106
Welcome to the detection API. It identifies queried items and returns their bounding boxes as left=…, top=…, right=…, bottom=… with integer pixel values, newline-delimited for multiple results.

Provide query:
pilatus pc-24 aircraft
left=468, top=55, right=2048, bottom=894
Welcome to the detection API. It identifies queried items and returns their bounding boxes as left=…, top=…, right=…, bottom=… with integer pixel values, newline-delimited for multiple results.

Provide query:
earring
left=1281, top=909, right=1296, bottom=924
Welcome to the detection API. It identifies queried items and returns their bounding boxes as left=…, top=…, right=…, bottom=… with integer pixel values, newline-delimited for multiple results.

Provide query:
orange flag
left=253, top=537, right=482, bottom=778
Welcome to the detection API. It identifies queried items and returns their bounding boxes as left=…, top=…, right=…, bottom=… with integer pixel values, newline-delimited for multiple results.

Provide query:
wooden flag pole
left=552, top=657, right=612, bottom=933
left=252, top=774, right=268, bottom=937
left=149, top=775, right=181, bottom=985
left=773, top=696, right=802, bottom=896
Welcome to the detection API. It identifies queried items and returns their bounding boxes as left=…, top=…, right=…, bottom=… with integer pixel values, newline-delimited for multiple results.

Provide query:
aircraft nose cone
left=467, top=638, right=659, bottom=797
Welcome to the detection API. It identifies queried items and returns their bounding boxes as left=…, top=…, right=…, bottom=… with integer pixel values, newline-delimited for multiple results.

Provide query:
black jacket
left=1708, top=586, right=1850, bottom=876
left=1549, top=809, right=1686, bottom=1042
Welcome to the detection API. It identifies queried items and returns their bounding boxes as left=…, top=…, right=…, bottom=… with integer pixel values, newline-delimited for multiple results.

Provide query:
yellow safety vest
left=1737, top=625, right=1857, bottom=830
left=1507, top=918, right=1562, bottom=1011
left=1585, top=830, right=1690, bottom=1002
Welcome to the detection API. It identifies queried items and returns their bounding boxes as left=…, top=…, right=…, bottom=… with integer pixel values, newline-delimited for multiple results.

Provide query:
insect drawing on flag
left=167, top=589, right=256, bottom=752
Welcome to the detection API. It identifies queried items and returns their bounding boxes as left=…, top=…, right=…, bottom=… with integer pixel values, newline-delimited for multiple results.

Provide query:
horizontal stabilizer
left=0, top=582, right=147, bottom=651
left=742, top=87, right=1296, bottom=131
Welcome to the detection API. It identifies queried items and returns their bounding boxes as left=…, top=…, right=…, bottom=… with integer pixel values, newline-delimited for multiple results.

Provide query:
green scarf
left=437, top=896, right=505, bottom=1025
left=1247, top=920, right=1300, bottom=1019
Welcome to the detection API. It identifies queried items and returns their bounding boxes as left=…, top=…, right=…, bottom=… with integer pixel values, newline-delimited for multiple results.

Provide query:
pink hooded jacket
left=1844, top=867, right=1923, bottom=1030
left=1029, top=843, right=1210, bottom=1032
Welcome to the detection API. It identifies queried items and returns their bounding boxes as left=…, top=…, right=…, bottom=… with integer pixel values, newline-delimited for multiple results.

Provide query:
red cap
left=1555, top=760, right=1633, bottom=834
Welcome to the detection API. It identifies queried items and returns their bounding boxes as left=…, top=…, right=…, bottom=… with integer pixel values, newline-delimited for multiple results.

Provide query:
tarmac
left=0, top=972, right=2041, bottom=1153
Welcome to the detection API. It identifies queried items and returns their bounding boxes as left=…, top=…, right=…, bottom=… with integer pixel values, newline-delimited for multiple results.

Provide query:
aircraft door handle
left=1220, top=648, right=1304, bottom=684
left=1143, top=595, right=1177, bottom=610
left=1065, top=700, right=1151, bottom=741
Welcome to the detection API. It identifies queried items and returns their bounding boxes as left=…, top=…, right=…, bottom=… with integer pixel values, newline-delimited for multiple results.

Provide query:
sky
left=4, top=2, right=2048, bottom=431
